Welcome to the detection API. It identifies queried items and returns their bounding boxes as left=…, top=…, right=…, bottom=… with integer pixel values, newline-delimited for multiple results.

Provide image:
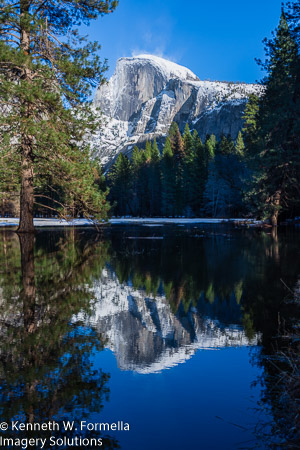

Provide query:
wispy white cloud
left=130, top=14, right=183, bottom=63
left=131, top=48, right=179, bottom=63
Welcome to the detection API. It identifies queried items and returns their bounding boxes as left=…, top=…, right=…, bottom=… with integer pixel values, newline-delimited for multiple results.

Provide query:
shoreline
left=0, top=217, right=263, bottom=228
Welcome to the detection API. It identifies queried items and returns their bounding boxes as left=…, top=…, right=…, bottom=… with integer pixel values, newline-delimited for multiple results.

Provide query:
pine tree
left=205, top=134, right=217, bottom=160
left=218, top=135, right=235, bottom=155
left=161, top=137, right=176, bottom=216
left=108, top=153, right=132, bottom=216
left=149, top=138, right=161, bottom=215
left=183, top=123, right=193, bottom=156
left=242, top=94, right=260, bottom=152
left=131, top=146, right=142, bottom=215
left=198, top=134, right=217, bottom=213
left=169, top=123, right=185, bottom=215
left=144, top=141, right=152, bottom=161
left=183, top=124, right=197, bottom=216
left=189, top=131, right=205, bottom=214
left=138, top=145, right=151, bottom=215
left=151, top=138, right=160, bottom=162
left=170, top=123, right=185, bottom=161
left=0, top=0, right=117, bottom=231
left=235, top=131, right=245, bottom=156
left=247, top=11, right=300, bottom=225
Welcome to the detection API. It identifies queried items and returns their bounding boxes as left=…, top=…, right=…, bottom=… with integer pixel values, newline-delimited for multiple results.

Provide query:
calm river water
left=0, top=224, right=299, bottom=450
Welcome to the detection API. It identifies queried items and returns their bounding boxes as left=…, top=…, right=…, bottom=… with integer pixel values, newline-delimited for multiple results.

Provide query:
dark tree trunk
left=17, top=0, right=35, bottom=233
left=19, top=232, right=37, bottom=424
left=19, top=233, right=36, bottom=333
left=271, top=190, right=281, bottom=227
left=18, top=136, right=35, bottom=233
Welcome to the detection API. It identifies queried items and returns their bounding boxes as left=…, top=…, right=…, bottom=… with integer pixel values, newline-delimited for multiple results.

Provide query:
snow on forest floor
left=0, top=217, right=263, bottom=227
left=109, top=218, right=262, bottom=224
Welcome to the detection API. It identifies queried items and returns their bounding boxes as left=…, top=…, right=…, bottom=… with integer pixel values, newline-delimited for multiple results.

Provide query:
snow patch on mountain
left=127, top=54, right=200, bottom=82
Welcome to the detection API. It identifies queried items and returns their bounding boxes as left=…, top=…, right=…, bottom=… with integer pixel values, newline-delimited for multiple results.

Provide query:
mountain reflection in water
left=0, top=226, right=299, bottom=449
left=83, top=267, right=260, bottom=373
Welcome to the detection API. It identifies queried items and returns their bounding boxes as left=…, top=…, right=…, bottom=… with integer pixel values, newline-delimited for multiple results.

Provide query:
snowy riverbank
left=0, top=217, right=263, bottom=227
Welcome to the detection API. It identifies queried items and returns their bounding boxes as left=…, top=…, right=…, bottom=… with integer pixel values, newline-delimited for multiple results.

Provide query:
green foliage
left=244, top=10, right=300, bottom=224
left=108, top=128, right=251, bottom=218
left=235, top=131, right=245, bottom=156
left=242, top=94, right=260, bottom=151
left=108, top=153, right=132, bottom=215
left=168, top=123, right=185, bottom=214
left=218, top=134, right=235, bottom=155
left=183, top=123, right=193, bottom=156
left=205, top=134, right=217, bottom=160
left=149, top=138, right=161, bottom=215
left=161, top=137, right=176, bottom=216
left=183, top=125, right=198, bottom=216
left=0, top=0, right=117, bottom=228
left=151, top=138, right=160, bottom=162
left=191, top=130, right=206, bottom=213
left=144, top=140, right=152, bottom=161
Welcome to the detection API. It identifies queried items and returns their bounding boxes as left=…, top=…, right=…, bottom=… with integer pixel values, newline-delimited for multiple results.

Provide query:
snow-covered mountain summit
left=93, top=55, right=199, bottom=122
left=133, top=54, right=200, bottom=81
left=91, top=55, right=261, bottom=166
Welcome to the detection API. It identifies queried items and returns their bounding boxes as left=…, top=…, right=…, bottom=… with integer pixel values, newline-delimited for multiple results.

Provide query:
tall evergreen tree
left=183, top=124, right=197, bottom=216
left=149, top=138, right=161, bottom=215
left=242, top=94, right=260, bottom=152
left=205, top=134, right=217, bottom=160
left=192, top=130, right=205, bottom=214
left=161, top=137, right=176, bottom=216
left=183, top=123, right=193, bottom=156
left=131, top=145, right=143, bottom=215
left=108, top=153, right=132, bottom=216
left=144, top=141, right=152, bottom=161
left=235, top=131, right=245, bottom=156
left=246, top=11, right=300, bottom=225
left=139, top=143, right=152, bottom=215
left=151, top=138, right=160, bottom=162
left=0, top=0, right=117, bottom=231
left=169, top=123, right=185, bottom=215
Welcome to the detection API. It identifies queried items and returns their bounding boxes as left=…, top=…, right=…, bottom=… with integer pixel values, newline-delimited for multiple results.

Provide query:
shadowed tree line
left=108, top=125, right=247, bottom=219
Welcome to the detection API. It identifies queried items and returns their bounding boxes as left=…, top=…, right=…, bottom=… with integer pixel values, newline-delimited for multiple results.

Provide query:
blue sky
left=84, top=0, right=284, bottom=84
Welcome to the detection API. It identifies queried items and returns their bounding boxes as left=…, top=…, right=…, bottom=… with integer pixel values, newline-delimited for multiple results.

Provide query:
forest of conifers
left=108, top=126, right=248, bottom=218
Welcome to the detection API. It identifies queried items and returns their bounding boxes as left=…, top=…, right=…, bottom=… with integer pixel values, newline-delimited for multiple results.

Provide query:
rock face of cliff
left=92, top=55, right=261, bottom=166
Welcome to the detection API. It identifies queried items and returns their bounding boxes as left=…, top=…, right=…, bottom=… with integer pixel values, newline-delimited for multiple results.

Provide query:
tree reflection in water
left=0, top=230, right=119, bottom=449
